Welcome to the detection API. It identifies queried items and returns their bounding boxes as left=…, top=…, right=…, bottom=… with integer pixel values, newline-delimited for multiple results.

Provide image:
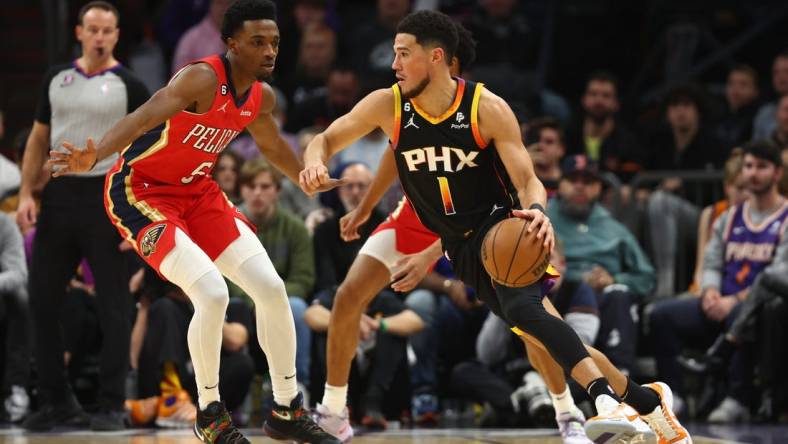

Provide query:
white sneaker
left=315, top=403, right=353, bottom=442
left=622, top=404, right=657, bottom=444
left=584, top=395, right=638, bottom=444
left=4, top=385, right=30, bottom=423
left=707, top=396, right=749, bottom=424
left=556, top=406, right=592, bottom=444
left=640, top=382, right=692, bottom=444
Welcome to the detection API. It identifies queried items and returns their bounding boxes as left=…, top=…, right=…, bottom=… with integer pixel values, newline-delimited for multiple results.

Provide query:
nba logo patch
left=60, top=74, right=74, bottom=87
left=141, top=224, right=167, bottom=257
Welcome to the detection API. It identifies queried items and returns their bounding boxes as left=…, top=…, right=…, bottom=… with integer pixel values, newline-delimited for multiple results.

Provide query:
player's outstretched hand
left=390, top=252, right=433, bottom=292
left=49, top=138, right=98, bottom=177
left=512, top=208, right=555, bottom=253
left=299, top=163, right=346, bottom=196
left=339, top=207, right=371, bottom=242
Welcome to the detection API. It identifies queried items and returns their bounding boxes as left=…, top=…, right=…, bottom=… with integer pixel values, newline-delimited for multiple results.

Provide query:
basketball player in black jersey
left=301, top=10, right=690, bottom=444
left=314, top=23, right=600, bottom=444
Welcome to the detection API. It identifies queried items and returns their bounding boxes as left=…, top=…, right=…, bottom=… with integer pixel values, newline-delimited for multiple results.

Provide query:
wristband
left=379, top=318, right=388, bottom=333
left=528, top=203, right=545, bottom=213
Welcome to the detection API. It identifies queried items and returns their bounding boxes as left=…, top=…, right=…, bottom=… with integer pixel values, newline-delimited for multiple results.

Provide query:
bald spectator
left=313, top=163, right=385, bottom=293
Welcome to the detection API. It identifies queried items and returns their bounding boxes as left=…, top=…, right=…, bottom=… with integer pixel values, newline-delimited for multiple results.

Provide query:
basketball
left=481, top=217, right=550, bottom=287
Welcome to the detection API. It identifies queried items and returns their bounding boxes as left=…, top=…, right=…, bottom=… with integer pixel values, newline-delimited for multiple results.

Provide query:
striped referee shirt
left=36, top=61, right=149, bottom=176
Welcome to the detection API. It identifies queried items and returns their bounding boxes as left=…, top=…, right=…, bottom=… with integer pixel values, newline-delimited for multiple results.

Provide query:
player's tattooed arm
left=478, top=89, right=554, bottom=252
left=300, top=88, right=394, bottom=195
left=50, top=64, right=217, bottom=176
left=246, top=83, right=304, bottom=184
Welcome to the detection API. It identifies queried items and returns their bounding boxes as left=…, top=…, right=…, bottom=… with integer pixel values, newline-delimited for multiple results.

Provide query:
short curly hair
left=221, top=0, right=277, bottom=42
left=454, top=23, right=476, bottom=72
left=396, top=10, right=458, bottom=65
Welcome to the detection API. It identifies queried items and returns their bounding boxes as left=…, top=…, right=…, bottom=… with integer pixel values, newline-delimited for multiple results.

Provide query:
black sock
left=586, top=378, right=621, bottom=403
left=621, top=378, right=660, bottom=414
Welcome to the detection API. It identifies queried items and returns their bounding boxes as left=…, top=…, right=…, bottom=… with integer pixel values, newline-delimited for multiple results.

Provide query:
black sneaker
left=22, top=396, right=89, bottom=431
left=90, top=409, right=126, bottom=431
left=360, top=386, right=387, bottom=430
left=264, top=393, right=341, bottom=444
left=194, top=401, right=249, bottom=444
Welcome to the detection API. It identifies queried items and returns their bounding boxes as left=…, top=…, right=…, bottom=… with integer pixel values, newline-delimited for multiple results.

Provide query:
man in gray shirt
left=650, top=140, right=787, bottom=422
left=15, top=1, right=149, bottom=431
left=0, top=213, right=30, bottom=423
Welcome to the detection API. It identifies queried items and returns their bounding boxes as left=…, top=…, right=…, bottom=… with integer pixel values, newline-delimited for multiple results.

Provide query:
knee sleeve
left=159, top=228, right=217, bottom=290
left=214, top=220, right=287, bottom=297
left=496, top=283, right=589, bottom=371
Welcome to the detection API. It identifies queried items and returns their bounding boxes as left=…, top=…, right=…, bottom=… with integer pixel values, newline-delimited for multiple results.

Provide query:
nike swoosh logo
left=284, top=374, right=296, bottom=380
left=204, top=383, right=219, bottom=390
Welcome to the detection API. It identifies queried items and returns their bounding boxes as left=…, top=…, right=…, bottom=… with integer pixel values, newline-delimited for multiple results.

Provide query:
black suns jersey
left=391, top=78, right=516, bottom=241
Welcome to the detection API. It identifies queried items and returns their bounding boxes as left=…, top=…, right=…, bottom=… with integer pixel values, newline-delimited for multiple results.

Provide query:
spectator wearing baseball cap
left=547, top=154, right=656, bottom=373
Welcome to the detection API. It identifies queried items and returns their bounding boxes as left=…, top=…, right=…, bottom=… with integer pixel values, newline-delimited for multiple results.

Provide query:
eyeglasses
left=341, top=182, right=369, bottom=191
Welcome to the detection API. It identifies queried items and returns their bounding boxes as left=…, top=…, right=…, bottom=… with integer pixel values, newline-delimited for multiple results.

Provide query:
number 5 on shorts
left=181, top=161, right=214, bottom=184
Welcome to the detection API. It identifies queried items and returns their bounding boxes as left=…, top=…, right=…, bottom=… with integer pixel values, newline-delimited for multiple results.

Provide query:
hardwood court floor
left=0, top=427, right=746, bottom=444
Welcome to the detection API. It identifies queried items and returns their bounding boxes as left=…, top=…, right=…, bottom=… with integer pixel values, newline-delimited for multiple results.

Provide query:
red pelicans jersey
left=104, top=54, right=262, bottom=270
left=111, top=54, right=262, bottom=187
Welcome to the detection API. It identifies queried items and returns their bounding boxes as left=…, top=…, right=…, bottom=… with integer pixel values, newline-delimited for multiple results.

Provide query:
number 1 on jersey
left=437, top=176, right=456, bottom=215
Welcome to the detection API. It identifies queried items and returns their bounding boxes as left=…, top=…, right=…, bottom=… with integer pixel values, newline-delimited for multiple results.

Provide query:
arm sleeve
left=34, top=66, right=61, bottom=124
left=284, top=218, right=315, bottom=298
left=0, top=215, right=28, bottom=295
left=612, top=230, right=656, bottom=296
left=701, top=212, right=728, bottom=290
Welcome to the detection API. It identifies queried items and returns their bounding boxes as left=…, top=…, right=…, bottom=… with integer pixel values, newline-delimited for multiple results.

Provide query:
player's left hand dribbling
left=512, top=208, right=555, bottom=253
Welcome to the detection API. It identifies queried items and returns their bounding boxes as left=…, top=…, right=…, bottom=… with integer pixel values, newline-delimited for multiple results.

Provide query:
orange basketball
left=481, top=217, right=549, bottom=287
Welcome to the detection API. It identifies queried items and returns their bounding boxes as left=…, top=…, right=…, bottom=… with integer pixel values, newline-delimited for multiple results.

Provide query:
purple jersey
left=721, top=201, right=788, bottom=295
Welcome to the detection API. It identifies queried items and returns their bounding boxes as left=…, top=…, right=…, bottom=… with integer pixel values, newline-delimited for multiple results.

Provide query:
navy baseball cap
left=561, top=154, right=600, bottom=180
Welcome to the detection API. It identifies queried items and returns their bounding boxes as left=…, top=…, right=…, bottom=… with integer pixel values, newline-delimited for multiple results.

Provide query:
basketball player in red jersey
left=48, top=1, right=341, bottom=443
left=301, top=10, right=690, bottom=444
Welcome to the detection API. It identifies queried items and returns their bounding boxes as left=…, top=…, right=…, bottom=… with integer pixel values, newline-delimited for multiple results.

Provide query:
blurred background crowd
left=0, top=0, right=787, bottom=433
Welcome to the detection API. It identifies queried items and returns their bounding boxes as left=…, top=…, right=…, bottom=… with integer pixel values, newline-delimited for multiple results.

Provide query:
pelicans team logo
left=141, top=224, right=167, bottom=257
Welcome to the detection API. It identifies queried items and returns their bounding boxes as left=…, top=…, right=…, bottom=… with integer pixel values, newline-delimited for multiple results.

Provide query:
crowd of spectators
left=1, top=0, right=788, bottom=433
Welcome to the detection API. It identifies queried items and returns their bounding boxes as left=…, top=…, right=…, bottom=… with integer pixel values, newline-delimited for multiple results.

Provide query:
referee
left=16, top=1, right=149, bottom=431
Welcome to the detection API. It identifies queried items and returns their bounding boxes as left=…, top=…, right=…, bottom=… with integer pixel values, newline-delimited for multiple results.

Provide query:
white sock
left=323, top=384, right=348, bottom=415
left=550, top=385, right=575, bottom=415
left=270, top=373, right=299, bottom=407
